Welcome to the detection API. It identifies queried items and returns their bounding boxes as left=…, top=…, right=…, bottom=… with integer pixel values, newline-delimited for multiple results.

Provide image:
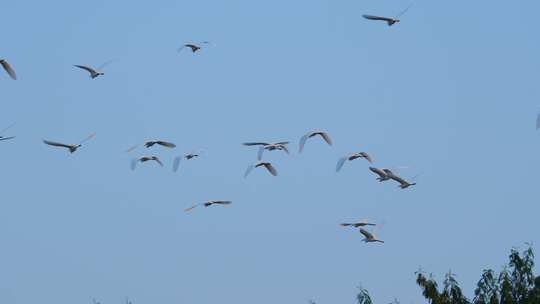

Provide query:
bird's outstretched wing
left=156, top=141, right=176, bottom=148
left=178, top=44, right=199, bottom=52
left=189, top=147, right=205, bottom=156
left=97, top=60, right=113, bottom=71
left=130, top=159, right=138, bottom=170
left=43, top=140, right=71, bottom=148
left=0, top=122, right=16, bottom=135
left=264, top=163, right=278, bottom=176
left=396, top=3, right=414, bottom=18
left=336, top=156, right=348, bottom=172
left=79, top=132, right=96, bottom=145
left=244, top=164, right=255, bottom=178
left=363, top=15, right=391, bottom=21
left=0, top=136, right=15, bottom=141
left=257, top=146, right=265, bottom=160
left=154, top=158, right=164, bottom=167
left=280, top=144, right=290, bottom=154
left=125, top=145, right=138, bottom=153
left=74, top=65, right=97, bottom=75
left=410, top=172, right=423, bottom=182
left=184, top=204, right=199, bottom=212
left=0, top=60, right=17, bottom=80
left=213, top=200, right=232, bottom=205
left=359, top=228, right=374, bottom=239
left=172, top=156, right=182, bottom=172
left=361, top=152, right=373, bottom=163
left=320, top=132, right=333, bottom=146
left=298, top=133, right=309, bottom=153
left=243, top=142, right=269, bottom=146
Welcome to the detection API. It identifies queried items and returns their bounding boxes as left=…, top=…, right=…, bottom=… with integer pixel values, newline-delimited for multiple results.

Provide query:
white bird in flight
left=184, top=200, right=232, bottom=212
left=341, top=220, right=376, bottom=228
left=299, top=131, right=333, bottom=153
left=178, top=41, right=211, bottom=53
left=125, top=140, right=176, bottom=153
left=131, top=156, right=163, bottom=170
left=244, top=162, right=278, bottom=178
left=43, top=133, right=96, bottom=153
left=369, top=167, right=392, bottom=182
left=144, top=140, right=176, bottom=149
left=243, top=141, right=290, bottom=160
left=336, top=152, right=373, bottom=172
left=74, top=60, right=112, bottom=79
left=172, top=151, right=201, bottom=173
left=359, top=228, right=384, bottom=243
left=362, top=4, right=413, bottom=26
left=184, top=201, right=232, bottom=212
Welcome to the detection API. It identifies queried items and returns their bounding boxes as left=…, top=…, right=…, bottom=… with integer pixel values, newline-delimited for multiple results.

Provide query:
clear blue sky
left=1, top=1, right=539, bottom=303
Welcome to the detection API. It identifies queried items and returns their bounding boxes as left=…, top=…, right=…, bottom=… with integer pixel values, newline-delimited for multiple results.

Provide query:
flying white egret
left=341, top=220, right=376, bottom=228
left=336, top=152, right=373, bottom=172
left=178, top=41, right=211, bottom=53
left=244, top=162, right=278, bottom=178
left=359, top=228, right=384, bottom=243
left=144, top=140, right=176, bottom=149
left=131, top=156, right=163, bottom=170
left=172, top=150, right=202, bottom=172
left=184, top=200, right=232, bottom=212
left=74, top=60, right=112, bottom=79
left=363, top=4, right=413, bottom=26
left=243, top=141, right=290, bottom=160
left=299, top=131, right=332, bottom=153
left=125, top=140, right=176, bottom=153
left=369, top=167, right=392, bottom=181
left=43, top=133, right=96, bottom=153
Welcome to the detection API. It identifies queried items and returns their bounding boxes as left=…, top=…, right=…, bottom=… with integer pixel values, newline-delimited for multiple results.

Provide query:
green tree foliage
left=474, top=269, right=499, bottom=304
left=348, top=247, right=538, bottom=304
left=413, top=246, right=539, bottom=304
left=507, top=247, right=535, bottom=303
left=356, top=285, right=374, bottom=304
left=415, top=271, right=469, bottom=304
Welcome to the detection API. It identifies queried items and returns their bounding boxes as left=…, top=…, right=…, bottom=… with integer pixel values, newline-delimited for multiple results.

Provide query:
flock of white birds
left=0, top=8, right=430, bottom=245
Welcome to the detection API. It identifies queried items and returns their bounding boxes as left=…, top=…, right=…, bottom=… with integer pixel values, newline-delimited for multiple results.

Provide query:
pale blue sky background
left=1, top=1, right=539, bottom=303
